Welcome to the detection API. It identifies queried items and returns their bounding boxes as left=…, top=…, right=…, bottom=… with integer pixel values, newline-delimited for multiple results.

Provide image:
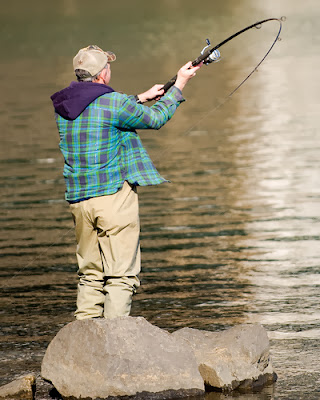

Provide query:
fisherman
left=51, top=45, right=202, bottom=320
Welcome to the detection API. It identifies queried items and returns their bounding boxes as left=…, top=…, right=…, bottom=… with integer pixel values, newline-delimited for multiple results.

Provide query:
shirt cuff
left=166, top=85, right=185, bottom=103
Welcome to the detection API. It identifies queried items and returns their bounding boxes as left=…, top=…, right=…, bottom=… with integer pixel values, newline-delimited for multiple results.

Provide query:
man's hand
left=137, top=85, right=165, bottom=104
left=136, top=61, right=203, bottom=103
left=174, top=61, right=203, bottom=92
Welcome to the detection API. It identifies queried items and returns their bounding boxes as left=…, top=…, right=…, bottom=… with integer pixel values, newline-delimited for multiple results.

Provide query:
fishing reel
left=201, top=39, right=221, bottom=65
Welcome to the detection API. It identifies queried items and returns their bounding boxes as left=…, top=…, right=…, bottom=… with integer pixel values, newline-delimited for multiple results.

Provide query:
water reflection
left=1, top=1, right=320, bottom=399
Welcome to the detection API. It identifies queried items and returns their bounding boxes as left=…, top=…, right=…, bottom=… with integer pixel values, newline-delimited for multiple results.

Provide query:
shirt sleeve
left=117, top=86, right=185, bottom=130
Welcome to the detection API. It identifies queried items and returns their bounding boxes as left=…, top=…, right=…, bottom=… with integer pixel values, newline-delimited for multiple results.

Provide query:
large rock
left=41, top=316, right=204, bottom=399
left=172, top=324, right=276, bottom=392
left=0, top=374, right=35, bottom=400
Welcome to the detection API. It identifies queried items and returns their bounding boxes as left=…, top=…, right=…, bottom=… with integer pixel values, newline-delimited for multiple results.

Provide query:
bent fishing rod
left=162, top=17, right=286, bottom=95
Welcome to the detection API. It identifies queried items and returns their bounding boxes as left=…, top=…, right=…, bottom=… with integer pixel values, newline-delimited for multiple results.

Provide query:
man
left=51, top=45, right=201, bottom=320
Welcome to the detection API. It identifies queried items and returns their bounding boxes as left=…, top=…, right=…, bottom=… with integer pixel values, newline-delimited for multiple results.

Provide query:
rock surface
left=172, top=324, right=276, bottom=392
left=41, top=316, right=204, bottom=399
left=0, top=374, right=36, bottom=400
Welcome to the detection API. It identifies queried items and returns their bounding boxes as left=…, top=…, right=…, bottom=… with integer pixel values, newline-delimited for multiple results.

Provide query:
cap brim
left=106, top=51, right=116, bottom=62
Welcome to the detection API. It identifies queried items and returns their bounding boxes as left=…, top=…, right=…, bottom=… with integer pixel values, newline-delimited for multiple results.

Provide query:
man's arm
left=118, top=86, right=184, bottom=131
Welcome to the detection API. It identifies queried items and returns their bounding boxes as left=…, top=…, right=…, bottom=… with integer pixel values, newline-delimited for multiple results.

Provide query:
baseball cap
left=73, top=45, right=116, bottom=76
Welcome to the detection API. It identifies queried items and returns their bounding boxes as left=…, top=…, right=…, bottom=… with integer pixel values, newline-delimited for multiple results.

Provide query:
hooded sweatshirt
left=51, top=81, right=115, bottom=120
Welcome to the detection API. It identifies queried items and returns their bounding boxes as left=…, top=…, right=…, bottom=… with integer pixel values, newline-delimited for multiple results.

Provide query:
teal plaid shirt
left=56, top=86, right=184, bottom=202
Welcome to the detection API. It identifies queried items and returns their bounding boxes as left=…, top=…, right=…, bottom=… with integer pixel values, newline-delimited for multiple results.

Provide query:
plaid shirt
left=56, top=86, right=184, bottom=202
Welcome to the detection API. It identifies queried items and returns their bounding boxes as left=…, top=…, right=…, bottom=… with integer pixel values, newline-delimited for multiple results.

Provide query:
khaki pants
left=69, top=181, right=140, bottom=319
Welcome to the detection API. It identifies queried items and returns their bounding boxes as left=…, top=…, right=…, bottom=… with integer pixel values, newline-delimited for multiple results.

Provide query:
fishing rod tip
left=280, top=16, right=287, bottom=22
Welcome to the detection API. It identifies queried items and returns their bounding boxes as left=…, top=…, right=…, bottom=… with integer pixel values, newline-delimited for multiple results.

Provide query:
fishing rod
left=162, top=17, right=286, bottom=94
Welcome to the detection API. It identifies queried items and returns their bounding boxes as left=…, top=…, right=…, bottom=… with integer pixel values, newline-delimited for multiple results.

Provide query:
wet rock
left=172, top=324, right=276, bottom=392
left=0, top=374, right=36, bottom=400
left=34, top=375, right=56, bottom=400
left=41, top=316, right=204, bottom=399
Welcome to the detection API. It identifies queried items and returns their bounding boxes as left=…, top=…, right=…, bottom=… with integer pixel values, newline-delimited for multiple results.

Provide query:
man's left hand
left=137, top=85, right=165, bottom=103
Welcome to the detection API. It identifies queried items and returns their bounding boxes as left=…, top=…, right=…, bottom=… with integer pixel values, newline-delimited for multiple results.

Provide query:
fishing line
left=152, top=16, right=285, bottom=159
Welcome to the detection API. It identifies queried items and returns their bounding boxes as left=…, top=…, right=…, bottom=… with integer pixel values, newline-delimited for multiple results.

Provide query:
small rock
left=41, top=316, right=204, bottom=399
left=0, top=374, right=36, bottom=400
left=172, top=324, right=276, bottom=392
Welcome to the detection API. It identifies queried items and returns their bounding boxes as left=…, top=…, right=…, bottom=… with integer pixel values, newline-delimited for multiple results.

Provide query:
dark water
left=1, top=1, right=320, bottom=399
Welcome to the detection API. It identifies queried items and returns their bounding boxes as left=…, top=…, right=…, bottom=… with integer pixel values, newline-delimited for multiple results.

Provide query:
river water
left=0, top=1, right=319, bottom=399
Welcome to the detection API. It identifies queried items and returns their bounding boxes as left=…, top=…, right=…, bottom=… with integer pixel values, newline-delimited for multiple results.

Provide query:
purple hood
left=51, top=81, right=115, bottom=120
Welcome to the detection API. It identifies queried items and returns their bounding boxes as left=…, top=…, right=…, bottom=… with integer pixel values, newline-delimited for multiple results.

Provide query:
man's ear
left=100, top=68, right=107, bottom=80
left=94, top=68, right=107, bottom=83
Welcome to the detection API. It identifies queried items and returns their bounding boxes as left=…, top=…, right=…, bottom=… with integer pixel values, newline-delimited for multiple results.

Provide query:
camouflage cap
left=73, top=45, right=116, bottom=76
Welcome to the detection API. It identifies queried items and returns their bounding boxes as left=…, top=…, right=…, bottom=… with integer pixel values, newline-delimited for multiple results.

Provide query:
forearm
left=173, top=78, right=188, bottom=92
left=119, top=87, right=185, bottom=130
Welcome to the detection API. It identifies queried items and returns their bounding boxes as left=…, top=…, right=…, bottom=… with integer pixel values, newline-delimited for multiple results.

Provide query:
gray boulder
left=0, top=374, right=36, bottom=400
left=41, top=316, right=204, bottom=399
left=172, top=324, right=276, bottom=392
